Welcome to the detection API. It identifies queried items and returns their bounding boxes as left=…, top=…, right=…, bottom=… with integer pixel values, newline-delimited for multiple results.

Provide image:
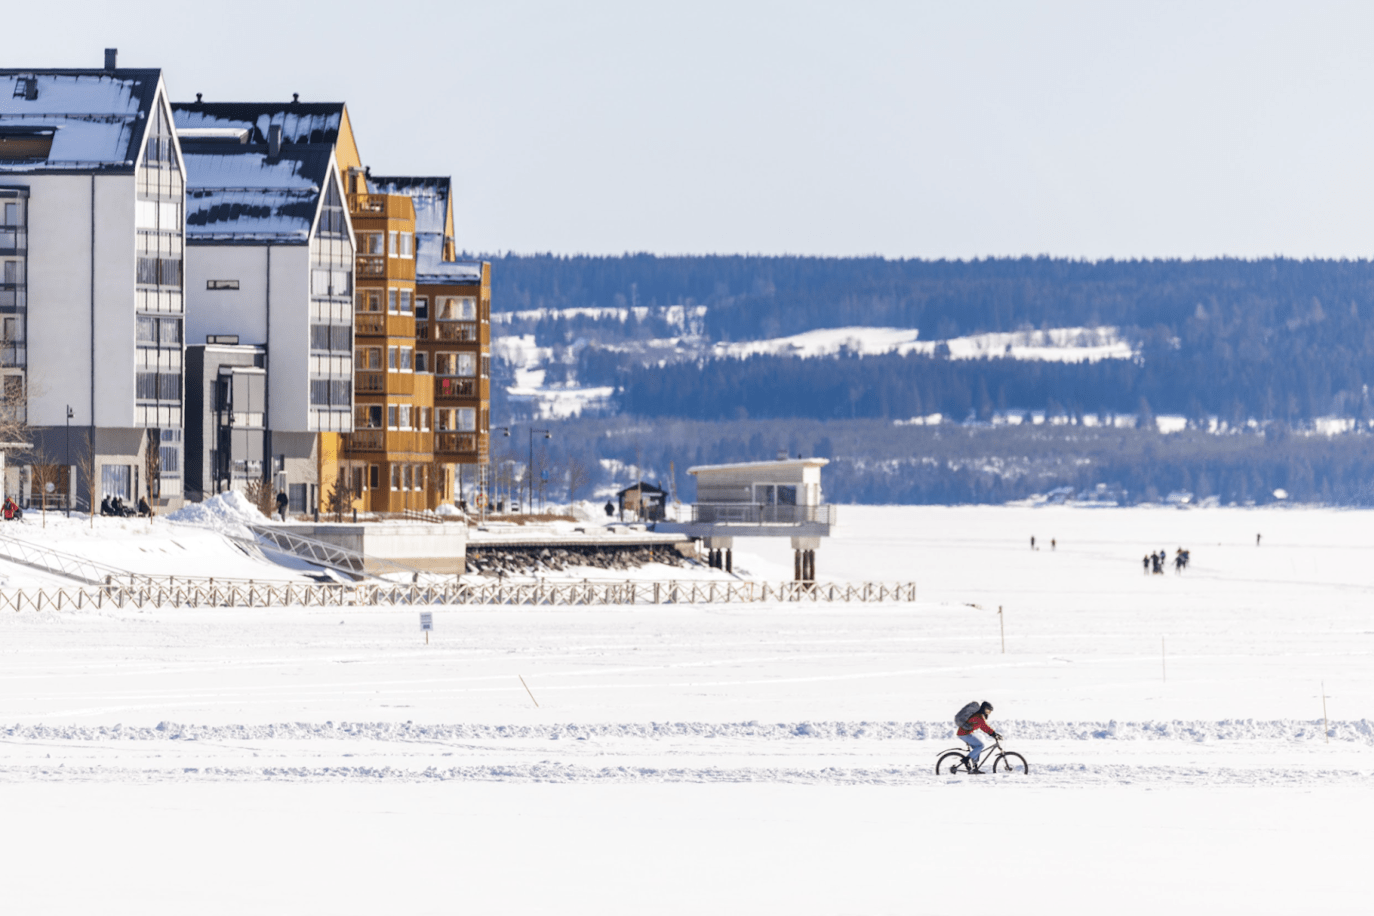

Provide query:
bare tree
left=325, top=467, right=356, bottom=522
left=142, top=430, right=160, bottom=518
left=29, top=462, right=59, bottom=529
left=76, top=448, right=97, bottom=529
left=566, top=453, right=592, bottom=507
left=243, top=476, right=275, bottom=520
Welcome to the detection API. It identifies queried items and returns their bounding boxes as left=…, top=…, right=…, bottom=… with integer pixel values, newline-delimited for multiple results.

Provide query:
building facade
left=1, top=59, right=187, bottom=510
left=368, top=176, right=490, bottom=507
left=173, top=102, right=357, bottom=510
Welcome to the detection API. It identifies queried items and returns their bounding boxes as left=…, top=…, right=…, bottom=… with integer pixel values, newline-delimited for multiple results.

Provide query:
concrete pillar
left=794, top=550, right=802, bottom=581
left=725, top=549, right=732, bottom=574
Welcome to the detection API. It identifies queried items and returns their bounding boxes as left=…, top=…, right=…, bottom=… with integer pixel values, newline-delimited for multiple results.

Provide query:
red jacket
left=957, top=713, right=995, bottom=737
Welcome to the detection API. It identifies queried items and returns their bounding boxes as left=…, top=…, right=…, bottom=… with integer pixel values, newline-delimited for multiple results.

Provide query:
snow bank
left=164, top=491, right=267, bottom=536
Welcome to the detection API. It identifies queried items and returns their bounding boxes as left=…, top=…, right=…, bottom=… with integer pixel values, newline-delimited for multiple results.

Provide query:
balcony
left=435, top=376, right=483, bottom=400
left=433, top=322, right=480, bottom=343
left=356, top=313, right=386, bottom=336
left=436, top=432, right=485, bottom=456
left=356, top=256, right=386, bottom=278
left=355, top=371, right=385, bottom=394
left=344, top=429, right=385, bottom=452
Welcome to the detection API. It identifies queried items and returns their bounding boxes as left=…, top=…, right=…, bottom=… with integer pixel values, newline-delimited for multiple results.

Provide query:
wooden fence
left=0, top=580, right=917, bottom=611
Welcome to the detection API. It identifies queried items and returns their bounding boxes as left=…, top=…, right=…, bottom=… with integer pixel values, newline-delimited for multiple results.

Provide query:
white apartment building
left=0, top=53, right=186, bottom=509
left=174, top=102, right=354, bottom=510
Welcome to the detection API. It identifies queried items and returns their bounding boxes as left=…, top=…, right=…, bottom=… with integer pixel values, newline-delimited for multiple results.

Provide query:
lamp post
left=528, top=427, right=551, bottom=514
left=486, top=426, right=511, bottom=524
left=65, top=405, right=72, bottom=517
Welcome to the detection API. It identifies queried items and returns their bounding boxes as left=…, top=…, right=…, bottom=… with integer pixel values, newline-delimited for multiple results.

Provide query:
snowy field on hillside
left=1, top=505, right=1371, bottom=913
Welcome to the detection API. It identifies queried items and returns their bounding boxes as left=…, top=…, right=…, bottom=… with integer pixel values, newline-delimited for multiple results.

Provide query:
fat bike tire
left=993, top=752, right=1028, bottom=775
left=936, top=751, right=968, bottom=775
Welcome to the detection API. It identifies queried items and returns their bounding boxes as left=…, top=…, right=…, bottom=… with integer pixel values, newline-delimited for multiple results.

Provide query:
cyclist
left=956, top=700, right=1001, bottom=772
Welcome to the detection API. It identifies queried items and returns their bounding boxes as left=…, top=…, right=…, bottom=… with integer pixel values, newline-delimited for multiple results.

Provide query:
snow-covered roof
left=368, top=176, right=450, bottom=236
left=688, top=459, right=830, bottom=475
left=0, top=69, right=163, bottom=172
left=181, top=145, right=333, bottom=243
left=171, top=102, right=345, bottom=147
left=370, top=175, right=482, bottom=285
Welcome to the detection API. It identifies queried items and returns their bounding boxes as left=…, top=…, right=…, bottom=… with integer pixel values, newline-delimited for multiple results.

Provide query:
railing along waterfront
left=691, top=504, right=839, bottom=526
left=0, top=579, right=917, bottom=611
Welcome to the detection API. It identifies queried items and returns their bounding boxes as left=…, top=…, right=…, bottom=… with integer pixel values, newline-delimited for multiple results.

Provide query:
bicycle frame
left=940, top=736, right=1006, bottom=770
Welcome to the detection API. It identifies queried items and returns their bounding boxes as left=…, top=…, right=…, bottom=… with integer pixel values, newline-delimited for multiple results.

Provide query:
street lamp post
left=486, top=426, right=511, bottom=525
left=529, top=427, right=551, bottom=514
left=65, top=405, right=72, bottom=517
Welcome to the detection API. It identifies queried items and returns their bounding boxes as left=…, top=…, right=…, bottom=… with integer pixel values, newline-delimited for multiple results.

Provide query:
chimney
left=104, top=48, right=118, bottom=71
left=268, top=124, right=282, bottom=157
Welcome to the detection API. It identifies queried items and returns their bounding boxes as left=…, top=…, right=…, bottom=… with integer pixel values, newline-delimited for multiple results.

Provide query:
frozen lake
left=0, top=505, right=1369, bottom=913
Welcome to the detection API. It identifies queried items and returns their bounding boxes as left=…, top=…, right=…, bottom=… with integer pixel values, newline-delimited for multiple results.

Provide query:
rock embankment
left=465, top=543, right=695, bottom=576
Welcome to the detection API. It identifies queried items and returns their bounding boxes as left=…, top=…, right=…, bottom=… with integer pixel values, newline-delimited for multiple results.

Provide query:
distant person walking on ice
left=1256, top=533, right=1261, bottom=546
left=1142, top=554, right=1150, bottom=575
left=1030, top=536, right=1035, bottom=550
left=1051, top=538, right=1056, bottom=551
left=954, top=700, right=1000, bottom=773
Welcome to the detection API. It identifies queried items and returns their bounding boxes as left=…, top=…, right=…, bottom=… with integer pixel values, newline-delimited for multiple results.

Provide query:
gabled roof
left=369, top=174, right=481, bottom=284
left=180, top=142, right=335, bottom=243
left=171, top=101, right=364, bottom=174
left=0, top=69, right=163, bottom=172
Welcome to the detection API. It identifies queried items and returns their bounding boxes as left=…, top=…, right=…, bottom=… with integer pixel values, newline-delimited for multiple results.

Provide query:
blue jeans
left=960, top=734, right=985, bottom=769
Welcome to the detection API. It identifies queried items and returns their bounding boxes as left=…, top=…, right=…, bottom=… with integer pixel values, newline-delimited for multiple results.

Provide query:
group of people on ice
left=100, top=495, right=150, bottom=518
left=1144, top=548, right=1190, bottom=575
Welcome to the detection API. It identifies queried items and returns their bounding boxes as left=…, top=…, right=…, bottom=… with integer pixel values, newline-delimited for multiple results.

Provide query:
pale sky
left=12, top=1, right=1374, bottom=258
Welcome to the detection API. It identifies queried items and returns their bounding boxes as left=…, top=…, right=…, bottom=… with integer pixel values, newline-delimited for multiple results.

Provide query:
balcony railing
left=344, top=429, right=385, bottom=452
left=436, top=376, right=478, bottom=399
left=436, top=432, right=482, bottom=455
left=434, top=322, right=480, bottom=343
left=690, top=504, right=838, bottom=526
left=355, top=371, right=385, bottom=394
left=355, top=313, right=386, bottom=336
left=356, top=256, right=386, bottom=278
left=416, top=325, right=429, bottom=340
left=348, top=194, right=388, bottom=215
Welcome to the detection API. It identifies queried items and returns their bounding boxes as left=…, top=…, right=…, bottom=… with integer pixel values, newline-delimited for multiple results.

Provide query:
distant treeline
left=503, top=418, right=1374, bottom=507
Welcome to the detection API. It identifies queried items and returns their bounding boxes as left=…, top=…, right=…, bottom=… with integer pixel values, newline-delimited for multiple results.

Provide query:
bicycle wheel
left=936, top=751, right=969, bottom=775
left=993, top=752, right=1028, bottom=774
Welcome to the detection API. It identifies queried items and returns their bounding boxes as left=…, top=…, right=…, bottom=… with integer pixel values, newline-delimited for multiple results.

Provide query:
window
left=355, top=404, right=382, bottom=428
left=398, top=232, right=412, bottom=257
left=356, top=347, right=382, bottom=370
left=388, top=289, right=398, bottom=313
left=137, top=258, right=159, bottom=285
left=101, top=464, right=131, bottom=500
left=421, top=406, right=431, bottom=431
left=387, top=346, right=398, bottom=370
left=136, top=200, right=157, bottom=229
left=398, top=405, right=411, bottom=429
left=356, top=290, right=381, bottom=313
left=370, top=464, right=379, bottom=489
left=415, top=297, right=428, bottom=320
left=206, top=280, right=239, bottom=290
left=402, top=465, right=412, bottom=490
left=137, top=317, right=157, bottom=345
left=438, top=297, right=477, bottom=320
left=391, top=464, right=400, bottom=489
left=159, top=202, right=179, bottom=231
left=310, top=379, right=330, bottom=405
left=437, top=408, right=452, bottom=431
left=158, top=374, right=180, bottom=400
left=159, top=318, right=181, bottom=345
left=457, top=407, right=476, bottom=432
left=399, top=290, right=412, bottom=314
left=457, top=352, right=475, bottom=377
left=330, top=325, right=351, bottom=351
left=399, top=347, right=412, bottom=371
left=414, top=351, right=428, bottom=373
left=387, top=405, right=398, bottom=429
left=311, top=325, right=330, bottom=351
left=3, top=203, right=16, bottom=226
left=388, top=231, right=398, bottom=256
left=361, top=232, right=384, bottom=255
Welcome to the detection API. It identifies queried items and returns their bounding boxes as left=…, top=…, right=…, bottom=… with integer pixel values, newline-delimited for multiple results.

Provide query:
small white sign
left=419, top=612, right=433, bottom=631
left=44, top=482, right=54, bottom=494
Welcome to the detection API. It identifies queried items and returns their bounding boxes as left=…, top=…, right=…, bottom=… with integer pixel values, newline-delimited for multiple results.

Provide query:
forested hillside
left=480, top=254, right=1374, bottom=504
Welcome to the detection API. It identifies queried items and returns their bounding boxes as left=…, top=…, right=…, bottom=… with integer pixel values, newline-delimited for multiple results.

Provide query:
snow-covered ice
left=0, top=505, right=1370, bottom=913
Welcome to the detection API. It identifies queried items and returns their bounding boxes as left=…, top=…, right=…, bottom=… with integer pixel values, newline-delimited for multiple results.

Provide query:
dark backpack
left=954, top=701, right=981, bottom=731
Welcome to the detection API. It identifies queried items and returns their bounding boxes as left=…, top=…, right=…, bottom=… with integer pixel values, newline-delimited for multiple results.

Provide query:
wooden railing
left=344, top=429, right=385, bottom=452
left=436, top=377, right=478, bottom=399
left=355, top=371, right=385, bottom=393
left=0, top=579, right=917, bottom=611
left=433, top=322, right=480, bottom=343
left=356, top=256, right=386, bottom=278
left=436, top=432, right=481, bottom=455
left=355, top=313, right=386, bottom=335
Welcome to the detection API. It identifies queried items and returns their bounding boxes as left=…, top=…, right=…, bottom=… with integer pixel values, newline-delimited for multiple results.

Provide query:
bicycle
left=936, top=736, right=1028, bottom=775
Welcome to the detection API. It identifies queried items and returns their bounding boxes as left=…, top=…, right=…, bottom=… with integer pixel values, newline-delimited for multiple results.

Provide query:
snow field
left=2, top=505, right=1372, bottom=912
